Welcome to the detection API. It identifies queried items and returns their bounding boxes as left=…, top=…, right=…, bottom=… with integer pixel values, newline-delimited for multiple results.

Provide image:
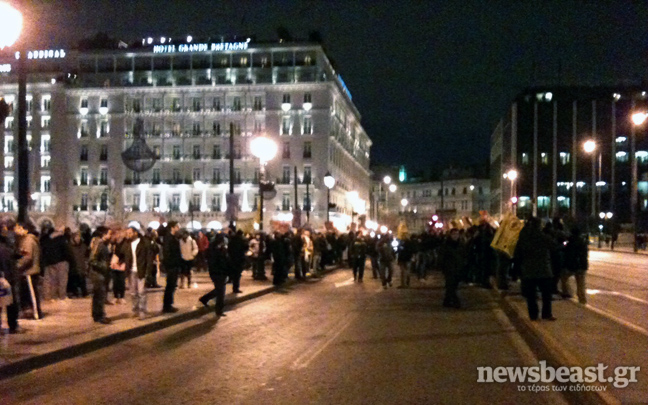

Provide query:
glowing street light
left=383, top=176, right=391, bottom=185
left=250, top=136, right=277, bottom=231
left=324, top=172, right=335, bottom=222
left=388, top=184, right=397, bottom=193
left=506, top=169, right=518, bottom=181
left=400, top=198, right=408, bottom=208
left=583, top=140, right=596, bottom=153
left=631, top=111, right=648, bottom=126
left=583, top=139, right=599, bottom=217
left=0, top=2, right=22, bottom=50
left=630, top=109, right=648, bottom=251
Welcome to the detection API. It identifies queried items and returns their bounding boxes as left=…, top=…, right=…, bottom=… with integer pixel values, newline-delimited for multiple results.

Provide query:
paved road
left=1, top=269, right=565, bottom=405
left=585, top=250, right=648, bottom=333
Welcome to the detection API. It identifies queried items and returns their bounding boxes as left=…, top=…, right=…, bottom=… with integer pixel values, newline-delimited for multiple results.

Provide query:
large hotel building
left=491, top=86, right=648, bottom=230
left=0, top=37, right=372, bottom=231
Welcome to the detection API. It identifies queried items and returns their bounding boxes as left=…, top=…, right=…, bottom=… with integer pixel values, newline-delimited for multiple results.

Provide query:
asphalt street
left=1, top=268, right=566, bottom=405
left=584, top=250, right=648, bottom=333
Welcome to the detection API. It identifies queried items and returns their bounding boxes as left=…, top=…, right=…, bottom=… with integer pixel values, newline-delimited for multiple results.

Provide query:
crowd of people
left=0, top=215, right=590, bottom=334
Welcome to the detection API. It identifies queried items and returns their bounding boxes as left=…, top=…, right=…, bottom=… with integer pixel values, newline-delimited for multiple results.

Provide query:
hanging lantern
left=121, top=117, right=157, bottom=172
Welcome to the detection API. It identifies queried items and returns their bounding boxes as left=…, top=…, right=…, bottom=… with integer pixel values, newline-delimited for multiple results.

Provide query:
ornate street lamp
left=121, top=116, right=158, bottom=172
left=250, top=136, right=277, bottom=231
left=324, top=172, right=335, bottom=222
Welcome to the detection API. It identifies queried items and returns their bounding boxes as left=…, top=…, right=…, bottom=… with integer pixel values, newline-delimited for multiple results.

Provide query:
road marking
left=291, top=313, right=356, bottom=370
left=334, top=277, right=355, bottom=288
left=586, top=289, right=648, bottom=306
left=576, top=299, right=648, bottom=338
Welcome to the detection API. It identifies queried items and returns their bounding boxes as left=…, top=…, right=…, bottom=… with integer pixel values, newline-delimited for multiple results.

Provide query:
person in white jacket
left=179, top=231, right=199, bottom=289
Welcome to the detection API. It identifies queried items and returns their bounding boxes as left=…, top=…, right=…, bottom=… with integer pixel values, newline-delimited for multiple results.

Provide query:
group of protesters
left=0, top=213, right=590, bottom=334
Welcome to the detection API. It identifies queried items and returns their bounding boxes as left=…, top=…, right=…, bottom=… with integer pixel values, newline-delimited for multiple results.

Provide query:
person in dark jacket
left=228, top=229, right=248, bottom=293
left=162, top=221, right=181, bottom=313
left=562, top=226, right=589, bottom=304
left=0, top=231, right=19, bottom=333
left=199, top=234, right=229, bottom=317
left=397, top=235, right=416, bottom=288
left=68, top=231, right=89, bottom=298
left=350, top=235, right=367, bottom=282
left=41, top=225, right=73, bottom=301
left=439, top=229, right=466, bottom=308
left=292, top=229, right=306, bottom=280
left=270, top=232, right=288, bottom=286
left=514, top=217, right=556, bottom=321
left=89, top=227, right=113, bottom=324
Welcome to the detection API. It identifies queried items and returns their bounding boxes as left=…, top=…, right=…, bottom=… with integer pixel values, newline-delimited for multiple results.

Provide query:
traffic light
left=0, top=98, right=9, bottom=125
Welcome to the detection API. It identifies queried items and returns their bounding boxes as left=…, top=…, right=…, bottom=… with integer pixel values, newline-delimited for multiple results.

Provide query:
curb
left=0, top=282, right=285, bottom=381
left=491, top=286, right=619, bottom=405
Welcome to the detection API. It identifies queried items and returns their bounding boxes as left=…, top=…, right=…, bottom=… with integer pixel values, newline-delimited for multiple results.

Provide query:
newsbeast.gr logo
left=477, top=361, right=640, bottom=389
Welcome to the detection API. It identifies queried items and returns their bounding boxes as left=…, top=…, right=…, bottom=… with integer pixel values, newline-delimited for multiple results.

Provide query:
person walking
left=179, top=231, right=198, bottom=289
left=125, top=227, right=152, bottom=320
left=110, top=231, right=128, bottom=304
left=397, top=235, right=415, bottom=289
left=378, top=236, right=396, bottom=289
left=199, top=234, right=229, bottom=317
left=88, top=227, right=113, bottom=324
left=439, top=229, right=466, bottom=308
left=349, top=234, right=367, bottom=282
left=562, top=226, right=589, bottom=305
left=162, top=221, right=181, bottom=313
left=514, top=217, right=556, bottom=321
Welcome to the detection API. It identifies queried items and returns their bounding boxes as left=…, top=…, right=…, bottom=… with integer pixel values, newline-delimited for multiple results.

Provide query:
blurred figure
left=15, top=222, right=42, bottom=320
left=349, top=233, right=367, bottom=282
left=162, top=221, right=181, bottom=313
left=199, top=234, right=229, bottom=317
left=41, top=225, right=73, bottom=301
left=228, top=230, right=249, bottom=292
left=562, top=226, right=589, bottom=304
left=439, top=228, right=465, bottom=308
left=378, top=235, right=395, bottom=289
left=110, top=230, right=127, bottom=304
left=179, top=231, right=198, bottom=289
left=514, top=217, right=556, bottom=321
left=125, top=226, right=153, bottom=320
left=89, top=227, right=113, bottom=324
left=0, top=225, right=19, bottom=333
left=68, top=232, right=89, bottom=298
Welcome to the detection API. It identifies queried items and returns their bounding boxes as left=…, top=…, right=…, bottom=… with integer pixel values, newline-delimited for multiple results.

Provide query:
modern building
left=0, top=37, right=372, bottom=231
left=491, top=85, right=648, bottom=231
left=372, top=167, right=490, bottom=233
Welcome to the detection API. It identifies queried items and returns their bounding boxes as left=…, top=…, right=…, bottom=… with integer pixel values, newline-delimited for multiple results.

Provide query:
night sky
left=17, top=0, right=648, bottom=174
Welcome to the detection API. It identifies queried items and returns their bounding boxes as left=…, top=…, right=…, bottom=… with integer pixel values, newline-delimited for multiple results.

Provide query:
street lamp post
left=503, top=169, right=518, bottom=215
left=583, top=140, right=597, bottom=219
left=250, top=136, right=277, bottom=231
left=324, top=172, right=335, bottom=223
left=0, top=3, right=26, bottom=221
left=631, top=109, right=647, bottom=252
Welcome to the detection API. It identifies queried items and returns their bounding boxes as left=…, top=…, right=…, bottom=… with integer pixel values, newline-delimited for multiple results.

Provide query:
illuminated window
left=541, top=152, right=548, bottom=164
left=303, top=117, right=312, bottom=135
left=616, top=151, right=628, bottom=162
left=522, top=153, right=529, bottom=164
left=240, top=57, right=248, bottom=67
left=559, top=152, right=570, bottom=165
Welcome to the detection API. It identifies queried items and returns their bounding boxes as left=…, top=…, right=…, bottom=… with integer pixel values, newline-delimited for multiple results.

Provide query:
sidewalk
left=496, top=282, right=648, bottom=404
left=0, top=267, right=330, bottom=379
left=590, top=245, right=648, bottom=255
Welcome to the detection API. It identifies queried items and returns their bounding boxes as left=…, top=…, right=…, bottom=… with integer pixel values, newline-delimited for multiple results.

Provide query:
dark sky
left=17, top=0, right=648, bottom=172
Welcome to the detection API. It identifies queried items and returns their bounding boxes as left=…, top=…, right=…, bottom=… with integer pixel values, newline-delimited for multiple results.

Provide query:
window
left=80, top=168, right=88, bottom=185
left=637, top=151, right=648, bottom=164
left=100, top=168, right=108, bottom=185
left=173, top=145, right=181, bottom=160
left=560, top=152, right=570, bottom=165
left=240, top=56, right=248, bottom=67
left=40, top=156, right=50, bottom=168
left=41, top=176, right=51, bottom=192
left=281, top=117, right=291, bottom=135
left=172, top=98, right=181, bottom=112
left=80, top=145, right=88, bottom=161
left=254, top=120, right=263, bottom=133
left=282, top=166, right=291, bottom=184
left=303, top=141, right=312, bottom=158
left=152, top=98, right=162, bottom=112
left=133, top=194, right=140, bottom=208
left=212, top=97, right=221, bottom=111
left=213, top=145, right=221, bottom=159
left=303, top=117, right=312, bottom=135
left=152, top=168, right=160, bottom=183
left=99, top=145, right=108, bottom=161
left=192, top=194, right=201, bottom=209
left=172, top=122, right=181, bottom=137
left=80, top=121, right=89, bottom=137
left=479, top=187, right=483, bottom=195
left=41, top=117, right=50, bottom=129
left=81, top=194, right=88, bottom=210
left=616, top=136, right=627, bottom=144
left=541, top=152, right=548, bottom=164
left=99, top=121, right=108, bottom=137
left=235, top=168, right=241, bottom=184
left=253, top=168, right=260, bottom=183
left=282, top=94, right=291, bottom=104
left=192, top=122, right=201, bottom=136
left=42, top=138, right=50, bottom=153
left=172, top=169, right=181, bottom=182
left=42, top=97, right=51, bottom=112
left=282, top=193, right=290, bottom=211
left=451, top=188, right=456, bottom=195
left=193, top=145, right=201, bottom=159
left=232, top=97, right=241, bottom=111
left=253, top=96, right=263, bottom=111
left=153, top=194, right=160, bottom=209
left=616, top=151, right=628, bottom=162
left=133, top=172, right=140, bottom=184
left=192, top=97, right=202, bottom=112
left=193, top=168, right=201, bottom=181
left=463, top=187, right=467, bottom=195
left=213, top=121, right=221, bottom=136
left=100, top=98, right=108, bottom=109
left=212, top=195, right=221, bottom=211
left=303, top=195, right=311, bottom=210
left=522, top=153, right=529, bottom=164
left=304, top=93, right=312, bottom=103
left=153, top=145, right=160, bottom=158
left=80, top=98, right=88, bottom=109
left=283, top=142, right=291, bottom=159
left=213, top=168, right=221, bottom=183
